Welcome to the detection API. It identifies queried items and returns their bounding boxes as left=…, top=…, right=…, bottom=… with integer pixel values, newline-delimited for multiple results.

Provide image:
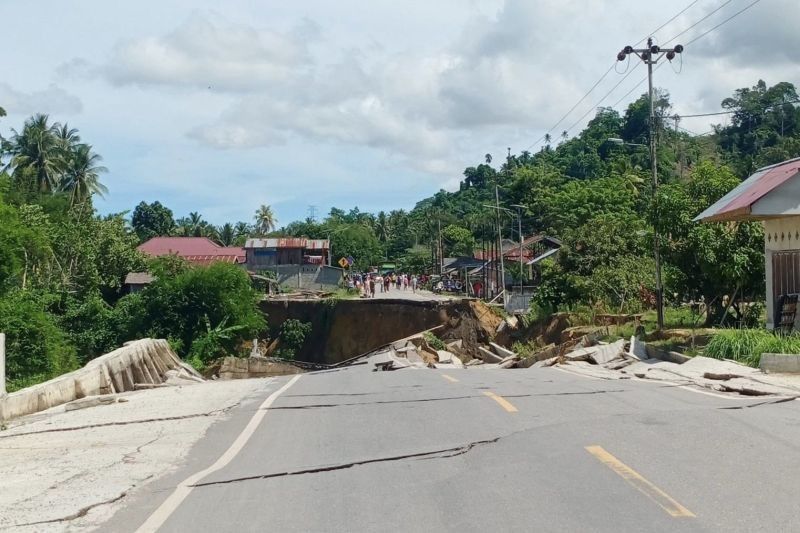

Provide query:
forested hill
left=280, top=79, right=799, bottom=319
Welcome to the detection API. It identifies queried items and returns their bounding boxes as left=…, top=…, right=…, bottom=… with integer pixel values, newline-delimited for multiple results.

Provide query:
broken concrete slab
left=532, top=356, right=560, bottom=368
left=490, top=342, right=516, bottom=359
left=564, top=346, right=599, bottom=362
left=477, top=346, right=504, bottom=364
left=588, top=339, right=625, bottom=365
left=519, top=344, right=559, bottom=369
left=628, top=336, right=647, bottom=361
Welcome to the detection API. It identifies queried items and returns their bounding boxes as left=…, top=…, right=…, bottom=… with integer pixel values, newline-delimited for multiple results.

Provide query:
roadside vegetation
left=704, top=329, right=800, bottom=368
left=1, top=79, right=799, bottom=387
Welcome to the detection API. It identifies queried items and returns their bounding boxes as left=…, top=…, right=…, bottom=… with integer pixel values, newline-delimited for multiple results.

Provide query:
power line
left=664, top=0, right=734, bottom=44
left=563, top=62, right=642, bottom=136
left=676, top=98, right=800, bottom=119
left=611, top=62, right=666, bottom=108
left=685, top=0, right=764, bottom=45
left=523, top=63, right=616, bottom=151
left=522, top=0, right=707, bottom=152
left=636, top=0, right=700, bottom=46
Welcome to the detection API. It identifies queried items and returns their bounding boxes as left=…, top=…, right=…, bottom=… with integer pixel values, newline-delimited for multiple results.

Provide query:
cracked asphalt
left=106, top=365, right=800, bottom=532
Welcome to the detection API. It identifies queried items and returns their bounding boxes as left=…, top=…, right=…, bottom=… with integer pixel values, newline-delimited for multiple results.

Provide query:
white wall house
left=695, top=157, right=800, bottom=329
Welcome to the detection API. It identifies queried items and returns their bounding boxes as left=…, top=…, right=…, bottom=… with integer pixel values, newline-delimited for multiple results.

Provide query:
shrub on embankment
left=704, top=329, right=800, bottom=367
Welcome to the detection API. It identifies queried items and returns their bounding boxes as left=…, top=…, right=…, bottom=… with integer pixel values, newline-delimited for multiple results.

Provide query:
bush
left=704, top=329, right=800, bottom=367
left=423, top=331, right=447, bottom=351
left=116, top=262, right=265, bottom=358
left=278, top=319, right=312, bottom=359
left=0, top=291, right=79, bottom=390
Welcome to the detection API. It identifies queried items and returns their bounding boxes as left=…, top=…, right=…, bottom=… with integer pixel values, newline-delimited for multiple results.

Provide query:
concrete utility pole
left=494, top=185, right=506, bottom=303
left=511, top=204, right=528, bottom=297
left=617, top=38, right=684, bottom=331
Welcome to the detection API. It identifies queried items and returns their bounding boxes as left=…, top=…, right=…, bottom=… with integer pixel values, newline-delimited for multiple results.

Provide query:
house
left=244, top=238, right=330, bottom=267
left=123, top=272, right=155, bottom=293
left=137, top=237, right=245, bottom=265
left=695, top=157, right=800, bottom=330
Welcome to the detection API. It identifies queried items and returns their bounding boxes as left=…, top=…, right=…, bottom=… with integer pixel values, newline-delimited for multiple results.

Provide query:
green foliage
left=423, top=331, right=447, bottom=351
left=442, top=225, right=475, bottom=256
left=278, top=319, right=312, bottom=359
left=189, top=316, right=247, bottom=365
left=0, top=291, right=78, bottom=390
left=705, top=329, right=800, bottom=367
left=132, top=201, right=175, bottom=241
left=118, top=262, right=265, bottom=358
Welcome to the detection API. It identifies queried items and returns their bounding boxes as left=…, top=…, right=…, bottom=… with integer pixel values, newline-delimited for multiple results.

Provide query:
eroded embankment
left=260, top=298, right=503, bottom=364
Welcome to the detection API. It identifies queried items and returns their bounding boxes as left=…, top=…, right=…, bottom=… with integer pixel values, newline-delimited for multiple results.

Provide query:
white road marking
left=135, top=375, right=302, bottom=532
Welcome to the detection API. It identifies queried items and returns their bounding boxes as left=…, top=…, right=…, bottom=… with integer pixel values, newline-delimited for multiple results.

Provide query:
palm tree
left=484, top=153, right=492, bottom=165
left=544, top=133, right=552, bottom=146
left=374, top=211, right=390, bottom=242
left=7, top=114, right=64, bottom=192
left=561, top=130, right=569, bottom=142
left=54, top=123, right=81, bottom=152
left=59, top=144, right=108, bottom=205
left=216, top=223, right=236, bottom=246
left=254, top=204, right=277, bottom=235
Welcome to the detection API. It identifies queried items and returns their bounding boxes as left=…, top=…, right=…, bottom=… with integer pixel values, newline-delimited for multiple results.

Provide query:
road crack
left=0, top=403, right=240, bottom=440
left=7, top=492, right=127, bottom=528
left=190, top=437, right=503, bottom=488
left=718, top=396, right=799, bottom=409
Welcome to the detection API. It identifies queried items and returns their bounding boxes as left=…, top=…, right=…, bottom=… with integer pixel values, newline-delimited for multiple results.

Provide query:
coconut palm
left=544, top=133, right=552, bottom=146
left=484, top=153, right=492, bottom=165
left=59, top=144, right=108, bottom=205
left=374, top=211, right=390, bottom=242
left=216, top=223, right=236, bottom=246
left=7, top=114, right=64, bottom=192
left=254, top=204, right=277, bottom=235
left=561, top=130, right=569, bottom=142
left=54, top=123, right=81, bottom=152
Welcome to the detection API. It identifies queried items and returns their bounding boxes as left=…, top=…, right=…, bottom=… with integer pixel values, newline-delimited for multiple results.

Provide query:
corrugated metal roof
left=124, top=272, right=155, bottom=285
left=138, top=237, right=221, bottom=257
left=695, top=157, right=800, bottom=222
left=245, top=237, right=329, bottom=249
left=183, top=255, right=242, bottom=265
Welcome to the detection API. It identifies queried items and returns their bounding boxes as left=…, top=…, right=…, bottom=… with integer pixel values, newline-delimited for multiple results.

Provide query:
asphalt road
left=110, top=365, right=800, bottom=532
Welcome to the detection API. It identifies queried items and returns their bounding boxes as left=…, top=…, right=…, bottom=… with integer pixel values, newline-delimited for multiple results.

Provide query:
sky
left=1, top=0, right=797, bottom=226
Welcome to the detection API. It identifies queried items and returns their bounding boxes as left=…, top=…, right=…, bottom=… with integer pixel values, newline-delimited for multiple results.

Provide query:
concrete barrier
left=0, top=339, right=201, bottom=422
left=760, top=353, right=800, bottom=373
left=217, top=356, right=303, bottom=379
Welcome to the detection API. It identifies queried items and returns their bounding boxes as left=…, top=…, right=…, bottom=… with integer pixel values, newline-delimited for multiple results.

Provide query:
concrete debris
left=64, top=395, right=120, bottom=412
left=518, top=344, right=559, bottom=368
left=532, top=356, right=560, bottom=368
left=0, top=339, right=202, bottom=422
left=490, top=342, right=516, bottom=359
left=436, top=350, right=463, bottom=368
left=588, top=339, right=626, bottom=365
left=477, top=346, right=504, bottom=364
left=628, top=335, right=647, bottom=360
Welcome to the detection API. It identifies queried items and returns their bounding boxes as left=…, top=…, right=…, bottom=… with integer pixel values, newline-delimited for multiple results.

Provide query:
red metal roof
left=695, top=158, right=800, bottom=222
left=138, top=237, right=245, bottom=263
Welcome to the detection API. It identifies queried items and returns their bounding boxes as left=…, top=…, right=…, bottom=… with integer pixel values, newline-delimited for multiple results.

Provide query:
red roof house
left=137, top=237, right=245, bottom=265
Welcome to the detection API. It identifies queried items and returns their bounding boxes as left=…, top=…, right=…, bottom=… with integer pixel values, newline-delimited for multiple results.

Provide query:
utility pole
left=511, top=204, right=528, bottom=297
left=495, top=185, right=506, bottom=304
left=617, top=38, right=683, bottom=331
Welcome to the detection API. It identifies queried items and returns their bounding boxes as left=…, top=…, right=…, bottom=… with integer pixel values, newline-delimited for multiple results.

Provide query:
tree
left=59, top=144, right=108, bottom=205
left=217, top=222, right=236, bottom=246
left=254, top=204, right=277, bottom=235
left=330, top=224, right=382, bottom=269
left=7, top=114, right=64, bottom=193
left=441, top=224, right=475, bottom=256
left=131, top=201, right=175, bottom=242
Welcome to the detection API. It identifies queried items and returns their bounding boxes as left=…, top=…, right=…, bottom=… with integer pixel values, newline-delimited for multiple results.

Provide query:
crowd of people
left=347, top=272, right=429, bottom=298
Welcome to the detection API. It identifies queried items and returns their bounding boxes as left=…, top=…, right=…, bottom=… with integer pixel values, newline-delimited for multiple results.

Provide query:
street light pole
left=617, top=37, right=684, bottom=330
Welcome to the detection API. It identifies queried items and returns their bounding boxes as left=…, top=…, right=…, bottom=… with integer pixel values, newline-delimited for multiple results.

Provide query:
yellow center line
left=441, top=374, right=459, bottom=383
left=585, top=445, right=695, bottom=518
left=483, top=391, right=518, bottom=413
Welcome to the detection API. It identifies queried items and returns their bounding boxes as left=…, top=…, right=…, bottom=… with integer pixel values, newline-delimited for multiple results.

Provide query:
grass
left=704, top=329, right=800, bottom=367
left=423, top=331, right=447, bottom=351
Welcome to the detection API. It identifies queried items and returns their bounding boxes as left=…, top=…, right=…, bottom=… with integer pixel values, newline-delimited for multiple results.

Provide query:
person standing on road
left=411, top=275, right=418, bottom=293
left=369, top=276, right=376, bottom=299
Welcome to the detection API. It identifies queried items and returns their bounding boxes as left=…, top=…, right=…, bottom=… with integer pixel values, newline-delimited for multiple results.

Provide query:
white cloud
left=0, top=83, right=83, bottom=116
left=102, top=12, right=318, bottom=92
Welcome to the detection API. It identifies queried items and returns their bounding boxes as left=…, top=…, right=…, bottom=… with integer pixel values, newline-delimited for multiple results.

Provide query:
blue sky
left=1, top=0, right=796, bottom=226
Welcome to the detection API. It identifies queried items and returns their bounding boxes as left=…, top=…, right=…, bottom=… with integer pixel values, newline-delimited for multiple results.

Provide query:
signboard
left=338, top=257, right=349, bottom=268
left=346, top=256, right=355, bottom=266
